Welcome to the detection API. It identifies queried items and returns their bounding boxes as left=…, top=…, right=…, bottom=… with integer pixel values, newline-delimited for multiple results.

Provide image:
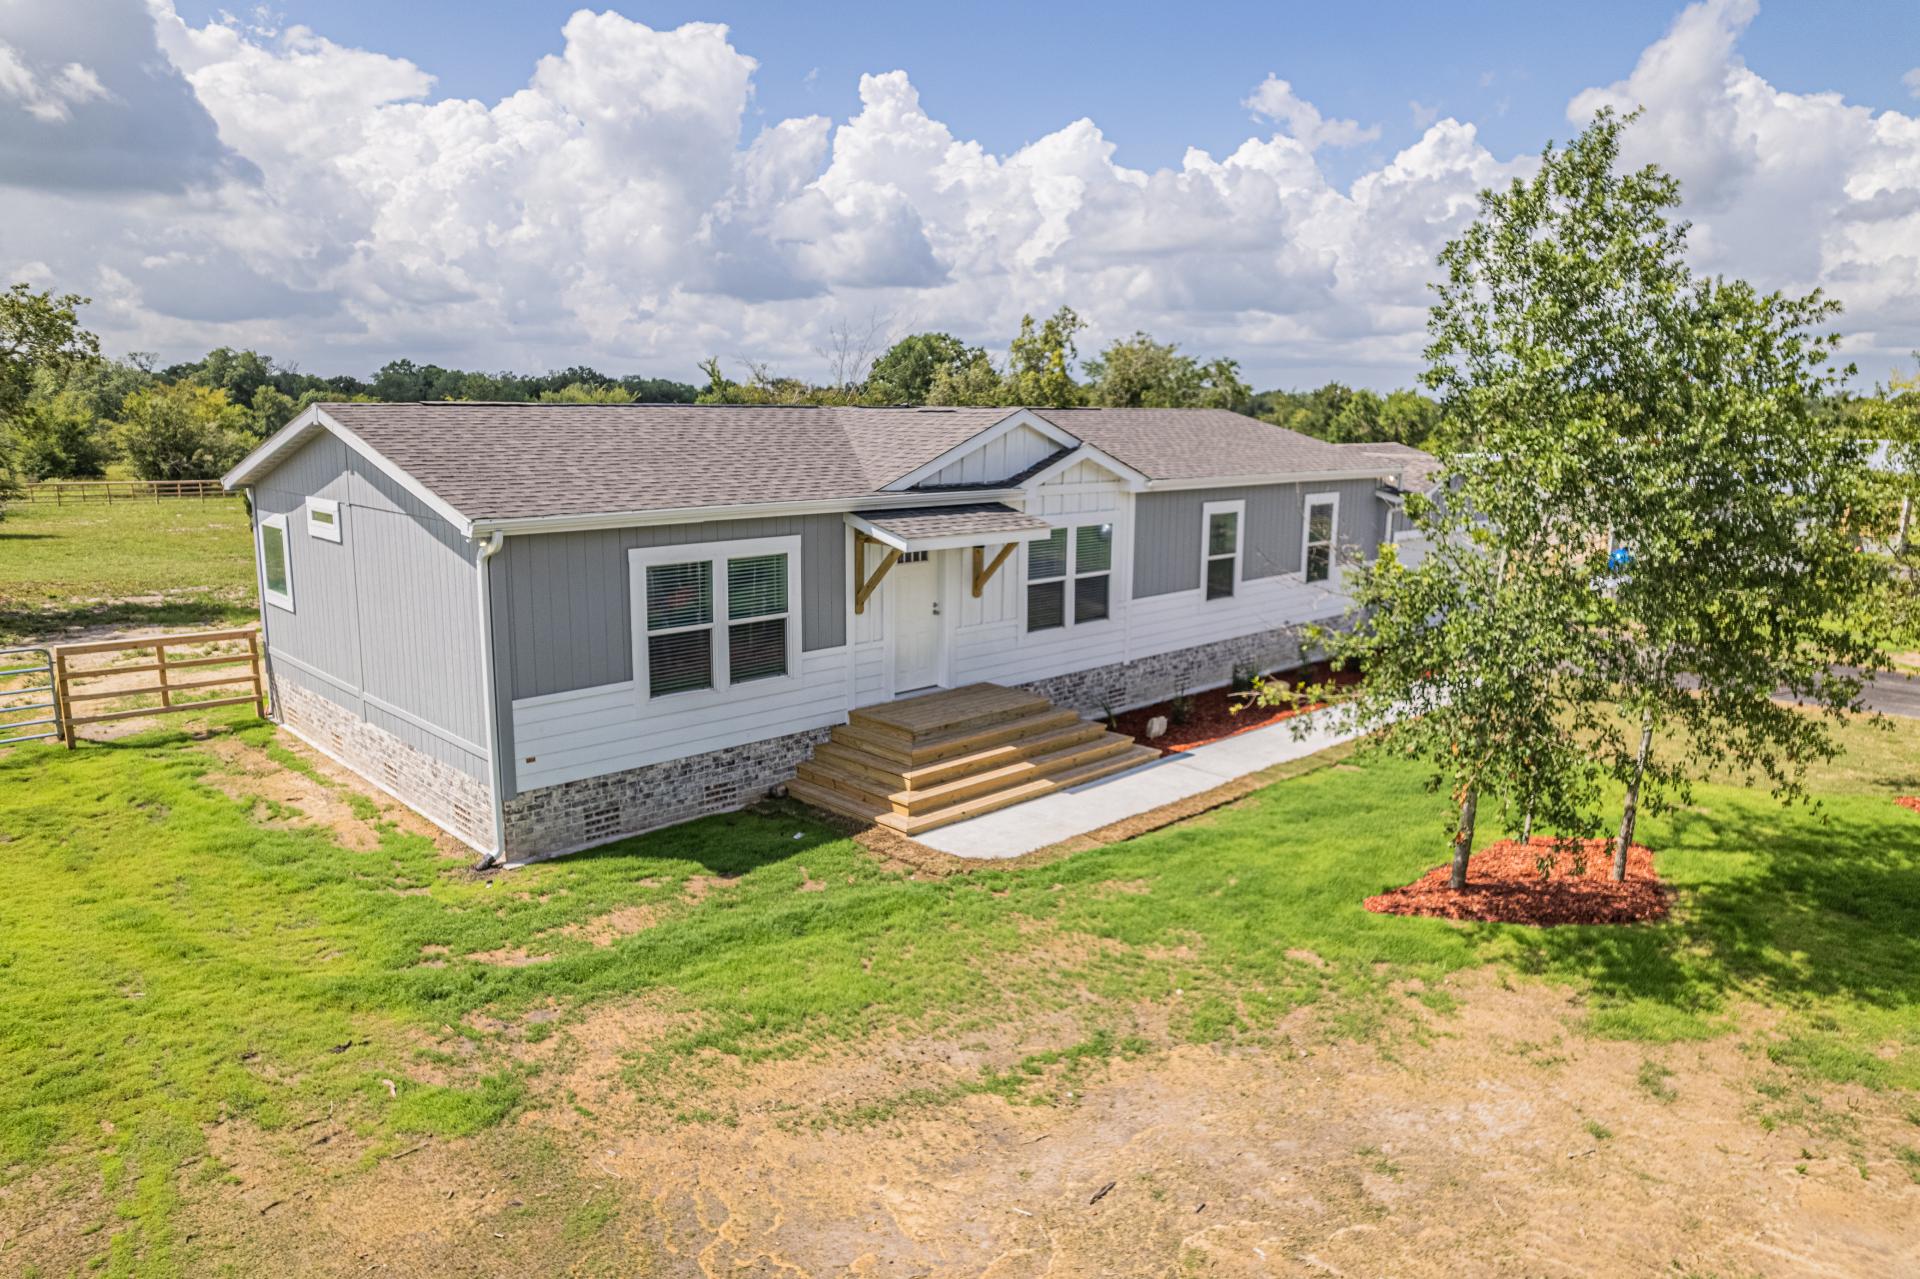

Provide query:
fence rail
left=21, top=479, right=230, bottom=504
left=52, top=627, right=266, bottom=746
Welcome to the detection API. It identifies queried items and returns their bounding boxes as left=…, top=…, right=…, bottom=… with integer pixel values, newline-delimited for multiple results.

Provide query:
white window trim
left=628, top=535, right=803, bottom=707
left=305, top=496, right=342, bottom=543
left=1201, top=499, right=1246, bottom=601
left=1021, top=521, right=1116, bottom=633
left=1302, top=491, right=1340, bottom=584
left=260, top=513, right=295, bottom=613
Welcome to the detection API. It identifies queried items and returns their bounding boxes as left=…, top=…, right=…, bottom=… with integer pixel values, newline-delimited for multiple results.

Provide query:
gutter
left=472, top=530, right=507, bottom=868
left=468, top=488, right=1027, bottom=537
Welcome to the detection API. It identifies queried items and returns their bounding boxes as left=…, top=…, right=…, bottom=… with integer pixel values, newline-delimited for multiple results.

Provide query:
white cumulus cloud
left=0, top=0, right=1911, bottom=389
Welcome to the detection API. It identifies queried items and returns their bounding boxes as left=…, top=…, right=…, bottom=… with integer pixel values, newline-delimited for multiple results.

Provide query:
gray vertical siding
left=1132, top=477, right=1390, bottom=598
left=254, top=434, right=489, bottom=778
left=492, top=513, right=847, bottom=702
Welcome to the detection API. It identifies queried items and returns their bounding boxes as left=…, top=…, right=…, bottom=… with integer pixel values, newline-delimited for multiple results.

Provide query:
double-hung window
left=1302, top=494, right=1338, bottom=583
left=635, top=537, right=800, bottom=700
left=1025, top=522, right=1114, bottom=632
left=1201, top=500, right=1243, bottom=601
left=260, top=513, right=294, bottom=612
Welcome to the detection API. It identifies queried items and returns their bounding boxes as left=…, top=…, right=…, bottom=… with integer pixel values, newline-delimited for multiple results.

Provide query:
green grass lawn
left=0, top=497, right=257, bottom=643
left=3, top=705, right=1918, bottom=1274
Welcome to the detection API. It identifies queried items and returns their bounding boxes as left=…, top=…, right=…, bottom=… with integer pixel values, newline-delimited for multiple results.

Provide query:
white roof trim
left=222, top=406, right=477, bottom=537
left=881, top=408, right=1082, bottom=491
left=1021, top=442, right=1150, bottom=491
left=1142, top=468, right=1392, bottom=492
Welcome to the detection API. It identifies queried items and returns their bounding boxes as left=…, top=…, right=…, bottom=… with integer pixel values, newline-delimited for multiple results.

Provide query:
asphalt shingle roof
left=858, top=503, right=1054, bottom=543
left=257, top=402, right=1399, bottom=524
left=1333, top=441, right=1443, bottom=492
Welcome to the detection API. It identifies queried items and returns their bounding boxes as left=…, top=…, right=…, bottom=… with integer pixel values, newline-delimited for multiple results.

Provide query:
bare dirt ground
left=171, top=971, right=1920, bottom=1278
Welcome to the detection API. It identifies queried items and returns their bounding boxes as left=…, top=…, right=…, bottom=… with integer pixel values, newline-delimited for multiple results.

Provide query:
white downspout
left=474, top=530, right=507, bottom=866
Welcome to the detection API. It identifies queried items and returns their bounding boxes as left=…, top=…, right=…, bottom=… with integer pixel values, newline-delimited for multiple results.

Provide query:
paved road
left=1852, top=666, right=1920, bottom=719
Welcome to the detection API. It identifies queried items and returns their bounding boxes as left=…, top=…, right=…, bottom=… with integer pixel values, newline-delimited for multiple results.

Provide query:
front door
left=892, top=553, right=943, bottom=693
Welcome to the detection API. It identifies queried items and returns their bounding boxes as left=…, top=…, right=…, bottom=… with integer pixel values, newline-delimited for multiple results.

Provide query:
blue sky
left=5, top=1, right=1919, bottom=387
left=173, top=0, right=1920, bottom=183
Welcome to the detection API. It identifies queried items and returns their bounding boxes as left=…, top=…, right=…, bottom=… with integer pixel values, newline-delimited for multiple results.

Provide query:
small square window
left=306, top=497, right=342, bottom=543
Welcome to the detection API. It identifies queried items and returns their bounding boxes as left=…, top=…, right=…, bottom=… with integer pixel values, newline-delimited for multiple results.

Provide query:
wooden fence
left=52, top=627, right=267, bottom=746
left=21, top=479, right=230, bottom=504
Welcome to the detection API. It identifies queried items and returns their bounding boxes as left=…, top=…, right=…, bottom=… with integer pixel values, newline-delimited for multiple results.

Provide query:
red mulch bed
left=1897, top=797, right=1920, bottom=815
left=1365, top=838, right=1670, bottom=927
left=1112, top=662, right=1362, bottom=754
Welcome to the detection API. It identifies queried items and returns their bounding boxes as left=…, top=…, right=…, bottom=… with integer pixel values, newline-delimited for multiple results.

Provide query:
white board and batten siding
left=919, top=422, right=1061, bottom=487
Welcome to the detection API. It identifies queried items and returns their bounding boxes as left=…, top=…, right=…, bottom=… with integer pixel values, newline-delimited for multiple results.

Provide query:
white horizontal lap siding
left=1129, top=574, right=1351, bottom=662
left=512, top=648, right=850, bottom=790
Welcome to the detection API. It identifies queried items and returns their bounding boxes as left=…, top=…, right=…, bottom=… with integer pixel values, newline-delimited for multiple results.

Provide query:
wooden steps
left=788, top=682, right=1160, bottom=836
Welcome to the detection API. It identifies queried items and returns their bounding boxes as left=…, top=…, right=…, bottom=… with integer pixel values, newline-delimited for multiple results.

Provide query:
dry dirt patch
left=163, top=970, right=1920, bottom=1278
left=553, top=904, right=663, bottom=947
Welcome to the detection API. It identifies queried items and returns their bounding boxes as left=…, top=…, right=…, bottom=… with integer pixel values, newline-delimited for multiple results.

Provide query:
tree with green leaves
left=867, top=332, right=981, bottom=404
left=1425, top=108, right=1894, bottom=881
left=537, top=382, right=636, bottom=404
left=1003, top=307, right=1086, bottom=407
left=1084, top=332, right=1252, bottom=411
left=113, top=383, right=251, bottom=480
left=1, top=284, right=101, bottom=506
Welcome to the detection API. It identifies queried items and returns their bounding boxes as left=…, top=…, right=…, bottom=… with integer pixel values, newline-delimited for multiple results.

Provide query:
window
left=1302, top=494, right=1338, bottom=583
left=1202, top=500, right=1244, bottom=600
left=260, top=514, right=294, bottom=612
left=306, top=496, right=342, bottom=543
left=1026, top=529, right=1067, bottom=631
left=633, top=537, right=799, bottom=701
left=726, top=553, right=789, bottom=684
left=1025, top=522, right=1114, bottom=632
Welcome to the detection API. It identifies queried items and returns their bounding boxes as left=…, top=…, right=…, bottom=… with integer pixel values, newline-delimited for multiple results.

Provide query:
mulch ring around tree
left=1365, top=838, right=1670, bottom=927
left=1112, top=662, right=1363, bottom=754
left=1896, top=797, right=1920, bottom=815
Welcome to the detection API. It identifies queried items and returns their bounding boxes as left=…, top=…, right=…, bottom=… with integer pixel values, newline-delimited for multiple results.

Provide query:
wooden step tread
left=847, top=682, right=1052, bottom=744
left=833, top=706, right=1083, bottom=766
left=891, top=733, right=1138, bottom=814
left=814, top=718, right=1108, bottom=790
left=875, top=744, right=1162, bottom=835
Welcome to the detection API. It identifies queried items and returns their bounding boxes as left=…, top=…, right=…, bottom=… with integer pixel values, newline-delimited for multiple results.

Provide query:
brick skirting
left=1016, top=625, right=1316, bottom=716
left=276, top=677, right=496, bottom=852
left=501, top=724, right=833, bottom=863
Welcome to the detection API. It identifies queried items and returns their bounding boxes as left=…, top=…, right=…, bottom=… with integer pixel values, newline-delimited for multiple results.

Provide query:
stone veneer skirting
left=1015, top=624, right=1316, bottom=716
left=276, top=676, right=496, bottom=851
left=501, top=724, right=833, bottom=862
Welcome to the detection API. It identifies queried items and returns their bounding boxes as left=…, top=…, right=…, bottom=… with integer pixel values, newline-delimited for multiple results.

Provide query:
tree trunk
left=1613, top=713, right=1653, bottom=881
left=1450, top=787, right=1478, bottom=891
left=1520, top=803, right=1533, bottom=846
left=1898, top=495, right=1911, bottom=557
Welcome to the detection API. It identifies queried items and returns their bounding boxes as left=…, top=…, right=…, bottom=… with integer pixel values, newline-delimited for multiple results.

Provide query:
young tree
left=113, top=383, right=251, bottom=479
left=1004, top=307, right=1085, bottom=407
left=1426, top=108, right=1895, bottom=880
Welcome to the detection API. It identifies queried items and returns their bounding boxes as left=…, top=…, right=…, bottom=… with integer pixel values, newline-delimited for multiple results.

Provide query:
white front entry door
left=892, top=554, right=943, bottom=693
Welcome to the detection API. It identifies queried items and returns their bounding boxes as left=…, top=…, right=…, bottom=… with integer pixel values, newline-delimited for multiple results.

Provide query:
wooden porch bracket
left=971, top=543, right=1017, bottom=598
left=853, top=532, right=901, bottom=614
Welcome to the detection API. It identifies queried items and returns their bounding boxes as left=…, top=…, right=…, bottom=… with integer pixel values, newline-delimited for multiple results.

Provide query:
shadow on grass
left=1500, top=803, right=1920, bottom=1030
left=0, top=594, right=255, bottom=645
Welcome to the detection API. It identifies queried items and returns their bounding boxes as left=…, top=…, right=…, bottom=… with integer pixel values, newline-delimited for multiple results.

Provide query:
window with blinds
left=726, top=553, right=789, bottom=684
left=638, top=543, right=796, bottom=699
left=645, top=561, right=713, bottom=696
left=1025, top=522, right=1114, bottom=633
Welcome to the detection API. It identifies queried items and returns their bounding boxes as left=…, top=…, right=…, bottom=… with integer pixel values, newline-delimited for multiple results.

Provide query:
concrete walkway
left=915, top=708, right=1365, bottom=859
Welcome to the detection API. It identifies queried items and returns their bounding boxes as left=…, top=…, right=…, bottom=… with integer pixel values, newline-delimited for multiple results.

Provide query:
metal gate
left=0, top=646, right=62, bottom=745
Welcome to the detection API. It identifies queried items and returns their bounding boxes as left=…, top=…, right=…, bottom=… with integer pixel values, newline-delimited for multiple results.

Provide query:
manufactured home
left=223, top=403, right=1431, bottom=862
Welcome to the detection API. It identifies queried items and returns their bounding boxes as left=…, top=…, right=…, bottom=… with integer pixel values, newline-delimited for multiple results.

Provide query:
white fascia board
left=222, top=406, right=478, bottom=537
left=470, top=487, right=1026, bottom=538
left=879, top=408, right=1083, bottom=492
left=1021, top=442, right=1149, bottom=491
left=1142, top=468, right=1391, bottom=492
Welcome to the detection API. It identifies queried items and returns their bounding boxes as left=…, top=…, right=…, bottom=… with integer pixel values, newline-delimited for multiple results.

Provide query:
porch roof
left=846, top=503, right=1055, bottom=553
